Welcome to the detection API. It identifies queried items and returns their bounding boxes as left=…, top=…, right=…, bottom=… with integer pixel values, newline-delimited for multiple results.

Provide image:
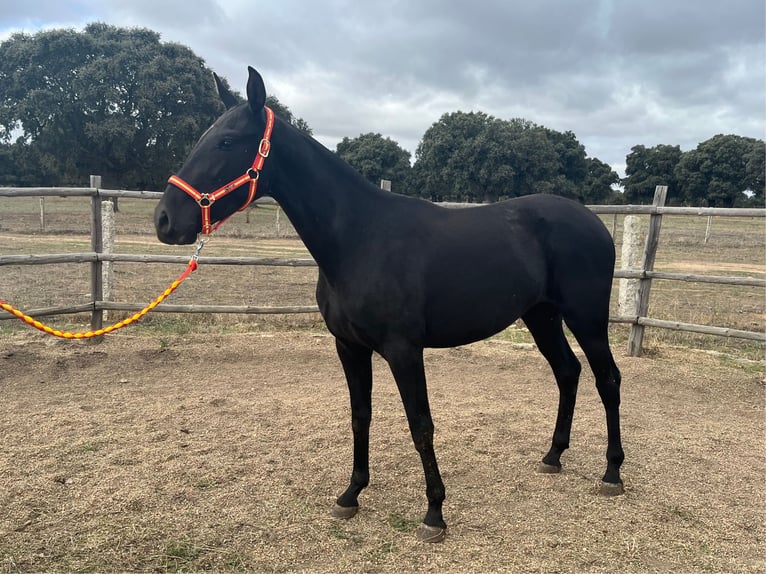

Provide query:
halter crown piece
left=168, top=106, right=275, bottom=235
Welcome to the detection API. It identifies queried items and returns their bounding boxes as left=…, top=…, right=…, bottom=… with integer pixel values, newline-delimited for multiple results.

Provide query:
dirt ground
left=0, top=329, right=764, bottom=573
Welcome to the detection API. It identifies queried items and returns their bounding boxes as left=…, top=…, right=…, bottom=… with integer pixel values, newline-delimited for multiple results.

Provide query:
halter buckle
left=259, top=138, right=271, bottom=158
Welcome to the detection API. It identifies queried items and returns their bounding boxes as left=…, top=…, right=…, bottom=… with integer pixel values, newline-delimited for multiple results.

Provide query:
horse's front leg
left=384, top=343, right=447, bottom=543
left=332, top=338, right=373, bottom=519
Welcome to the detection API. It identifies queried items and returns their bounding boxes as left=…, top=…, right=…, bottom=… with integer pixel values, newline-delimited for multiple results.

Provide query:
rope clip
left=191, top=236, right=207, bottom=261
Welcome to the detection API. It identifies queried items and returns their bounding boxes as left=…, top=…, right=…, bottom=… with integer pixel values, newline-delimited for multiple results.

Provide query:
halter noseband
left=167, top=106, right=275, bottom=235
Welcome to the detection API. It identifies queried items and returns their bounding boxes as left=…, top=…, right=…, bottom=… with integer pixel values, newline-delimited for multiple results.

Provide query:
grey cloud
left=1, top=0, right=763, bottom=174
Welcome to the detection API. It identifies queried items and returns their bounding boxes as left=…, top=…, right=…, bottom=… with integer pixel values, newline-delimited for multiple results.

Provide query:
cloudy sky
left=2, top=0, right=764, bottom=176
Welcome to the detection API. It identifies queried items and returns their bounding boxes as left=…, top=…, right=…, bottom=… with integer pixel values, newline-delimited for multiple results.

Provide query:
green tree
left=468, top=117, right=520, bottom=201
left=412, top=111, right=592, bottom=203
left=412, top=111, right=492, bottom=201
left=335, top=132, right=410, bottom=191
left=0, top=145, right=13, bottom=186
left=581, top=157, right=621, bottom=204
left=622, top=144, right=683, bottom=204
left=675, top=134, right=765, bottom=207
left=743, top=141, right=766, bottom=203
left=543, top=128, right=588, bottom=199
left=0, top=23, right=226, bottom=189
left=489, top=119, right=560, bottom=199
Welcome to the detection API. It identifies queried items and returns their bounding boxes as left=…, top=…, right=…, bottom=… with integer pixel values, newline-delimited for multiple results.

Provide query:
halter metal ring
left=197, top=194, right=214, bottom=207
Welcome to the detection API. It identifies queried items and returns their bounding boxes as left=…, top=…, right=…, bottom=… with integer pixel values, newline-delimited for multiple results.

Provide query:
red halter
left=167, top=106, right=275, bottom=235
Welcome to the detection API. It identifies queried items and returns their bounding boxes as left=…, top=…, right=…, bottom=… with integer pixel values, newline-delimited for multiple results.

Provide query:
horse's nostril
left=156, top=209, right=169, bottom=232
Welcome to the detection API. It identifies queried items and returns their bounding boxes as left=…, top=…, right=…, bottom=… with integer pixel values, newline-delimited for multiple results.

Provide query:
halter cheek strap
left=168, top=106, right=275, bottom=235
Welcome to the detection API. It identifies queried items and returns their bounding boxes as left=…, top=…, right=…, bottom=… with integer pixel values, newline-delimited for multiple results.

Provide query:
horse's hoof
left=599, top=480, right=625, bottom=496
left=331, top=504, right=359, bottom=519
left=536, top=462, right=562, bottom=474
left=417, top=524, right=447, bottom=543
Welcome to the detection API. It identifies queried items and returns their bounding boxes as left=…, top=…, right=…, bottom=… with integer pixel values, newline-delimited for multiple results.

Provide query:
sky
left=1, top=0, right=764, bottom=177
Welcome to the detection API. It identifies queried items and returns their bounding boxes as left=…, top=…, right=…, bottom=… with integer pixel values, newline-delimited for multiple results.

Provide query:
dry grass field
left=1, top=332, right=764, bottom=573
left=0, top=195, right=764, bottom=572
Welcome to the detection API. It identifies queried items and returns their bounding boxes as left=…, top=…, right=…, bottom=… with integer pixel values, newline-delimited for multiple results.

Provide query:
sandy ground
left=0, top=330, right=764, bottom=573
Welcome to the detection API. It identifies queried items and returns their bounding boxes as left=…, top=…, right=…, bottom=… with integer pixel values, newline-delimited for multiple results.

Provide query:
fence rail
left=0, top=253, right=317, bottom=267
left=1, top=253, right=762, bottom=288
left=589, top=205, right=765, bottom=217
left=1, top=182, right=764, bottom=356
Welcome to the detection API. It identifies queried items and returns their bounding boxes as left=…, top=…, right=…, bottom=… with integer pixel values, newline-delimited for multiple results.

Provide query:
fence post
left=618, top=215, right=642, bottom=317
left=627, top=185, right=668, bottom=356
left=39, top=197, right=46, bottom=232
left=89, top=175, right=104, bottom=336
left=102, top=198, right=115, bottom=320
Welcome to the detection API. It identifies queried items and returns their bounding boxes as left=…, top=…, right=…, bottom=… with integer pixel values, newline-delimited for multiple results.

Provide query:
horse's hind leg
left=564, top=314, right=625, bottom=495
left=522, top=303, right=582, bottom=474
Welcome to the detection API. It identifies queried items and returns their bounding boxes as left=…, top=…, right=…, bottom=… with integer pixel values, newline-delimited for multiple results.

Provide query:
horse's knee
left=351, top=414, right=371, bottom=433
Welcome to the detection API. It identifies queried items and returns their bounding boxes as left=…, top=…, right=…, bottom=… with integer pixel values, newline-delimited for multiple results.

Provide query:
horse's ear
left=246, top=66, right=267, bottom=114
left=214, top=73, right=239, bottom=110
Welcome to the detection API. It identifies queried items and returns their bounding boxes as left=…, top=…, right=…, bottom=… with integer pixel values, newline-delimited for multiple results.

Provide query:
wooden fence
left=1, top=182, right=764, bottom=356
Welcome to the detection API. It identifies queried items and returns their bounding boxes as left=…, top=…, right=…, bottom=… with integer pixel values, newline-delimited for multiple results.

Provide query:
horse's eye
left=219, top=138, right=234, bottom=150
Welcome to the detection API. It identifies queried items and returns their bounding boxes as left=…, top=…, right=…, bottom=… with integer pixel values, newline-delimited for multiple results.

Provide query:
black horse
left=154, top=67, right=624, bottom=542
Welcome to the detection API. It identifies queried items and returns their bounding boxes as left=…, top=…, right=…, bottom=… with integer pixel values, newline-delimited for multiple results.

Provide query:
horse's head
left=155, top=66, right=276, bottom=244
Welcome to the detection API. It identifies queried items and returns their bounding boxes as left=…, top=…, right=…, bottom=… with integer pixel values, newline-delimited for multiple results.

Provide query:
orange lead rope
left=0, top=240, right=205, bottom=339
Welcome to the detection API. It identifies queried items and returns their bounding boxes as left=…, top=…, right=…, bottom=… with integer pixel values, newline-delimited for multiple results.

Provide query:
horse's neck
left=270, top=131, right=383, bottom=278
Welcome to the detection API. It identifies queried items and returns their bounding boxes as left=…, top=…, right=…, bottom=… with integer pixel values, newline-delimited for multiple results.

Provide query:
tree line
left=340, top=114, right=622, bottom=205
left=1, top=24, right=762, bottom=207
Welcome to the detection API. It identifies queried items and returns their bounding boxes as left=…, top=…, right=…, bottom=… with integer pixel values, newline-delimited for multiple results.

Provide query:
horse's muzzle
left=154, top=202, right=198, bottom=245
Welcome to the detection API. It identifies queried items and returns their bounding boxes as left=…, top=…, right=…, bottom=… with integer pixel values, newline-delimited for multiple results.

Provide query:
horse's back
left=427, top=194, right=614, bottom=279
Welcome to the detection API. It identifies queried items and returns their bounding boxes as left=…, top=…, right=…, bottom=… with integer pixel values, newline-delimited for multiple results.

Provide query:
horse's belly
left=423, top=291, right=533, bottom=348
